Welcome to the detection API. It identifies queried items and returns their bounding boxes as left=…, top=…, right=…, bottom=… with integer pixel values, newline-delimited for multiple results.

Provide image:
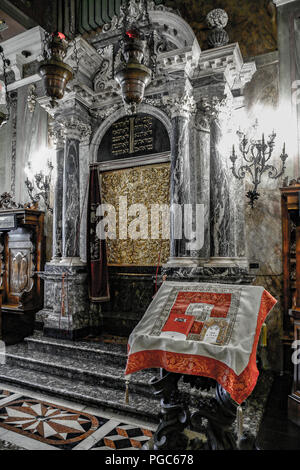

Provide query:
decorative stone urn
left=206, top=9, right=229, bottom=48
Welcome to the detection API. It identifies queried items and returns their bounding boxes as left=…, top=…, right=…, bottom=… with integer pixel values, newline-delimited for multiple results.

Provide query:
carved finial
left=206, top=9, right=229, bottom=48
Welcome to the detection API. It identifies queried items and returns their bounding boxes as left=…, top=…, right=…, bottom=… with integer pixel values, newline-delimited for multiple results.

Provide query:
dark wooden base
left=288, top=393, right=300, bottom=427
left=149, top=369, right=255, bottom=451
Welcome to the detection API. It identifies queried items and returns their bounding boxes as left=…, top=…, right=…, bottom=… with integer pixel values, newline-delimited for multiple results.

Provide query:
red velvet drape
left=87, top=167, right=110, bottom=301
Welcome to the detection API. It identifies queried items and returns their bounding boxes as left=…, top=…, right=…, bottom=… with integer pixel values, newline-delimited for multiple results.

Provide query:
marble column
left=51, top=127, right=64, bottom=263
left=192, top=99, right=211, bottom=261
left=208, top=106, right=248, bottom=269
left=162, top=91, right=251, bottom=284
left=38, top=115, right=93, bottom=340
left=165, top=90, right=205, bottom=267
left=62, top=136, right=81, bottom=262
left=170, top=113, right=191, bottom=259
left=79, top=138, right=90, bottom=263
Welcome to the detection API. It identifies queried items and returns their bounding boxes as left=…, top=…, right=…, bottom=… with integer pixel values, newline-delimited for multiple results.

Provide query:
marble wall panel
left=241, top=57, right=283, bottom=370
left=63, top=138, right=80, bottom=259
left=79, top=144, right=90, bottom=263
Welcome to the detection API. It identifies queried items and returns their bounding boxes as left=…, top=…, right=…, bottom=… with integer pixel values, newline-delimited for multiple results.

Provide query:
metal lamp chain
left=42, top=31, right=51, bottom=61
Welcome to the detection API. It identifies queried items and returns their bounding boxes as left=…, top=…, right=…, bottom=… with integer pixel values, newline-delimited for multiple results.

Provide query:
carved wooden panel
left=9, top=251, right=30, bottom=295
left=6, top=228, right=35, bottom=304
left=0, top=208, right=44, bottom=312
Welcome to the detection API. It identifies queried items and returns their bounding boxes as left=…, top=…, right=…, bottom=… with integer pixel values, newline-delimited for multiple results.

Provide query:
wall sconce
left=0, top=45, right=10, bottom=129
left=25, top=160, right=54, bottom=213
left=39, top=31, right=77, bottom=108
left=230, top=128, right=288, bottom=208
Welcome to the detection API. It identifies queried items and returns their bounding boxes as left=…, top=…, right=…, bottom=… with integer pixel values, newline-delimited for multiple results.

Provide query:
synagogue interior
left=0, top=0, right=299, bottom=452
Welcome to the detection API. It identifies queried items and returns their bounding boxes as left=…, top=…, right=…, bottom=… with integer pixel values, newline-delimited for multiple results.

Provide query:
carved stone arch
left=90, top=104, right=172, bottom=163
left=149, top=9, right=200, bottom=52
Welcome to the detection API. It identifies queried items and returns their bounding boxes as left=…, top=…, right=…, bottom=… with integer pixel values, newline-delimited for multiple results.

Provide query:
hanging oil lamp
left=39, top=32, right=74, bottom=108
left=115, top=28, right=152, bottom=114
left=0, top=103, right=7, bottom=129
left=0, top=45, right=10, bottom=129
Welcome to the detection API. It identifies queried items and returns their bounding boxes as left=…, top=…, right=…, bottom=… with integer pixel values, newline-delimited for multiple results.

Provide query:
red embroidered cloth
left=125, top=282, right=277, bottom=404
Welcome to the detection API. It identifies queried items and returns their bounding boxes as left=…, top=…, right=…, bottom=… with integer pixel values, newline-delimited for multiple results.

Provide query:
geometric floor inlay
left=0, top=389, right=154, bottom=450
left=0, top=398, right=101, bottom=449
left=0, top=390, right=14, bottom=400
left=92, top=424, right=153, bottom=450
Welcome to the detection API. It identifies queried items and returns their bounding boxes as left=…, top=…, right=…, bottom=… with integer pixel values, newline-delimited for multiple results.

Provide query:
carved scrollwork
left=58, top=117, right=92, bottom=143
left=149, top=371, right=190, bottom=451
left=194, top=95, right=232, bottom=131
left=102, top=0, right=175, bottom=33
left=163, top=92, right=196, bottom=119
left=94, top=45, right=115, bottom=93
left=103, top=0, right=150, bottom=33
left=10, top=251, right=29, bottom=294
left=27, top=84, right=37, bottom=113
left=0, top=193, right=23, bottom=210
left=91, top=104, right=121, bottom=121
left=48, top=123, right=65, bottom=149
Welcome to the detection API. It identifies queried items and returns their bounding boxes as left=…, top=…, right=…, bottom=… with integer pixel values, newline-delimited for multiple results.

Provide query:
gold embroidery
left=100, top=163, right=170, bottom=266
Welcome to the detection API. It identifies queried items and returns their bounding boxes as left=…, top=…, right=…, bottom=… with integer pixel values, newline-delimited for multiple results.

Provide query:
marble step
left=25, top=333, right=128, bottom=367
left=0, top=362, right=160, bottom=424
left=4, top=343, right=157, bottom=398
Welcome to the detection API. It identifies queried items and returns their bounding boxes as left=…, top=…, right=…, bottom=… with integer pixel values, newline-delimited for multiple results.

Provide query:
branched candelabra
left=25, top=160, right=54, bottom=213
left=230, top=130, right=288, bottom=208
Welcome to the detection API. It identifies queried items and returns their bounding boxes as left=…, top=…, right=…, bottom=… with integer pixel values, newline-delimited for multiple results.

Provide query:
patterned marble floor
left=0, top=384, right=155, bottom=450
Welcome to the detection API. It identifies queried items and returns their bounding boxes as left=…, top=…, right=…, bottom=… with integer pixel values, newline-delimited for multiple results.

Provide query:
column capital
left=163, top=92, right=196, bottom=119
left=195, top=95, right=233, bottom=131
left=59, top=116, right=92, bottom=142
left=48, top=125, right=65, bottom=149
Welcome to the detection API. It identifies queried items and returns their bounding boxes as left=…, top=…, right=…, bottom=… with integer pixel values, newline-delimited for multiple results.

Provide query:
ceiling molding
left=0, top=0, right=37, bottom=30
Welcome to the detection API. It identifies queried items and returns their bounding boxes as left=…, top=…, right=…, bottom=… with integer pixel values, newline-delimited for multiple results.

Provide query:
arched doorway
left=91, top=109, right=171, bottom=336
